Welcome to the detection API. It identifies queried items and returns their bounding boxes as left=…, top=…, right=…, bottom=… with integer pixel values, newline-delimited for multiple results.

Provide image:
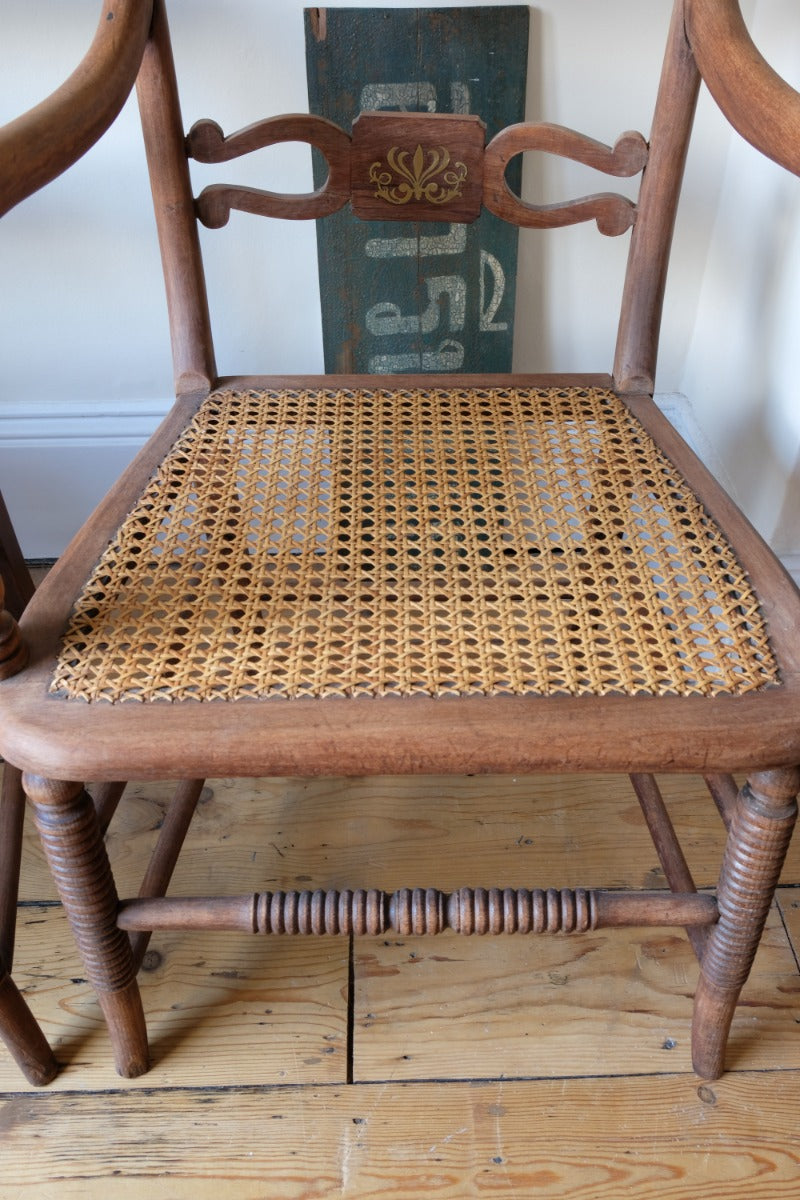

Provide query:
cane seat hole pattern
left=50, top=386, right=779, bottom=703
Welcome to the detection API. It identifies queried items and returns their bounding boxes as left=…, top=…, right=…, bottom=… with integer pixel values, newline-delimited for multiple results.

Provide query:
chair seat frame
left=5, top=374, right=800, bottom=783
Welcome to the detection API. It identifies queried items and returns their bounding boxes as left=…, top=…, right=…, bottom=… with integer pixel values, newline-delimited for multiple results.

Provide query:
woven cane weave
left=50, top=386, right=778, bottom=702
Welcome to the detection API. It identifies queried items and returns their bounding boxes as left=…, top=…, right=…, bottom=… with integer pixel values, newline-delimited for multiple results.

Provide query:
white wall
left=1, top=0, right=799, bottom=567
left=681, top=0, right=800, bottom=563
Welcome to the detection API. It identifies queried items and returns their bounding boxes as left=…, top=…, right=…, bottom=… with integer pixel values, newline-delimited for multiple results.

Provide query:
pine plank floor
left=2, top=771, right=799, bottom=1197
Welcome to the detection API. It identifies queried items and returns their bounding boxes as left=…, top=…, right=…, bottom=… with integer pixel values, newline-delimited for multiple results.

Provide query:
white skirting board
left=0, top=398, right=171, bottom=561
left=1, top=392, right=798, bottom=587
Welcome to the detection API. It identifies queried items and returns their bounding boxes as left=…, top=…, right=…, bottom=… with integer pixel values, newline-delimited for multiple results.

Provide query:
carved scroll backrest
left=138, top=0, right=703, bottom=394
left=188, top=109, right=649, bottom=240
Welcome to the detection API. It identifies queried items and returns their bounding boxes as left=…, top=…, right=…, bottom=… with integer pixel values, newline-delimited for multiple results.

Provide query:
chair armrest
left=0, top=0, right=153, bottom=217
left=685, top=0, right=800, bottom=176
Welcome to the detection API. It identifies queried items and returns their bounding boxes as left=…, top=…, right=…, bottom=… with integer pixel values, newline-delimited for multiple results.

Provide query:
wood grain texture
left=350, top=112, right=485, bottom=224
left=135, top=0, right=216, bottom=395
left=6, top=771, right=799, bottom=1094
left=20, top=771, right=800, bottom=906
left=191, top=114, right=352, bottom=226
left=353, top=905, right=799, bottom=1082
left=0, top=0, right=152, bottom=217
left=4, top=770, right=799, bottom=1194
left=630, top=772, right=707, bottom=960
left=25, top=774, right=149, bottom=1077
left=0, top=765, right=26, bottom=965
left=15, top=773, right=739, bottom=904
left=128, top=777, right=205, bottom=971
left=0, top=906, right=348, bottom=1091
left=613, top=0, right=700, bottom=392
left=693, top=769, right=799, bottom=1078
left=0, top=962, right=57, bottom=1086
left=0, top=0, right=798, bottom=1166
left=1, top=1075, right=800, bottom=1197
left=685, top=0, right=800, bottom=177
left=6, top=375, right=800, bottom=782
left=777, top=887, right=800, bottom=965
left=116, top=888, right=718, bottom=937
left=483, top=125, right=647, bottom=234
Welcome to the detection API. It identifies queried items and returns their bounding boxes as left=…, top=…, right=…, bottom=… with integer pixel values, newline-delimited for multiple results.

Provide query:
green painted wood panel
left=305, top=7, right=529, bottom=373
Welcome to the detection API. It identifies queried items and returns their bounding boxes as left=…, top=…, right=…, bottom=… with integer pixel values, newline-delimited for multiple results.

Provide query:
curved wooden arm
left=0, top=0, right=153, bottom=217
left=685, top=0, right=800, bottom=176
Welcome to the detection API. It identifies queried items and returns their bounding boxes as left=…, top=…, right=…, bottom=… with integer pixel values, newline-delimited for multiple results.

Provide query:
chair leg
left=91, top=780, right=128, bottom=834
left=129, top=777, right=206, bottom=972
left=0, top=764, right=26, bottom=968
left=692, top=767, right=799, bottom=1079
left=0, top=763, right=57, bottom=1084
left=0, top=955, right=58, bottom=1085
left=23, top=774, right=149, bottom=1078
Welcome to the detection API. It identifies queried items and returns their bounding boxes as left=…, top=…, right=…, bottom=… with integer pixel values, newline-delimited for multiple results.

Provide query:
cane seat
left=52, top=384, right=777, bottom=705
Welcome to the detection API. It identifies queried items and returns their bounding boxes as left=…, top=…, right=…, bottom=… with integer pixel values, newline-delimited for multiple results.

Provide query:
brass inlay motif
left=369, top=144, right=468, bottom=206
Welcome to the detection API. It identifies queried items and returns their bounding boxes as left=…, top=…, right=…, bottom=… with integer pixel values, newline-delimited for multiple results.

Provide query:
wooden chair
left=1, top=0, right=800, bottom=1082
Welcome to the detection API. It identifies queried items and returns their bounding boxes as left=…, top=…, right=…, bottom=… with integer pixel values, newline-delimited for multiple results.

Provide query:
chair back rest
left=133, top=0, right=796, bottom=400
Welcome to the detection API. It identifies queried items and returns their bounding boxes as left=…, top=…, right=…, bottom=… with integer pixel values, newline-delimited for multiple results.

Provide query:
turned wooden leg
left=24, top=774, right=149, bottom=1078
left=0, top=764, right=26, bottom=968
left=693, top=767, right=799, bottom=1079
left=0, top=955, right=58, bottom=1085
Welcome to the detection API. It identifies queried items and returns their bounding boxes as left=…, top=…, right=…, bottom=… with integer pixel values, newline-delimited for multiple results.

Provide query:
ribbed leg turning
left=24, top=774, right=149, bottom=1078
left=693, top=767, right=799, bottom=1079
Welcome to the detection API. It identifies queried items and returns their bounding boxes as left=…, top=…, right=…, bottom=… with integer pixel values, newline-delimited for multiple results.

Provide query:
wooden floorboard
left=2, top=1075, right=800, bottom=1198
left=1, top=907, right=348, bottom=1090
left=19, top=772, right=800, bottom=902
left=2, top=772, right=799, bottom=1196
left=353, top=907, right=800, bottom=1082
left=778, top=887, right=800, bottom=966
